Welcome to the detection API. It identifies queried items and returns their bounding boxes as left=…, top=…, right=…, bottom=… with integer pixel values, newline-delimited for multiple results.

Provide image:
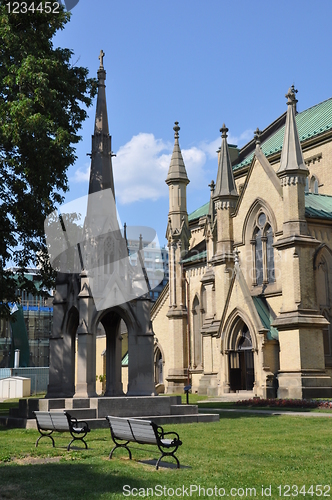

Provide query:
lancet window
left=192, top=295, right=202, bottom=368
left=251, top=211, right=275, bottom=286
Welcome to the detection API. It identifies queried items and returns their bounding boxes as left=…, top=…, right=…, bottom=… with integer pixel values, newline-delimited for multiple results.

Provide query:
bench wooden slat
left=34, top=411, right=54, bottom=431
left=50, top=412, right=70, bottom=431
left=107, top=416, right=133, bottom=440
left=128, top=420, right=158, bottom=445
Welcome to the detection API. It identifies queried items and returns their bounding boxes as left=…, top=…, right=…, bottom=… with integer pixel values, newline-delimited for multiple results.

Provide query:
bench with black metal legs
left=106, top=416, right=182, bottom=470
left=34, top=411, right=90, bottom=451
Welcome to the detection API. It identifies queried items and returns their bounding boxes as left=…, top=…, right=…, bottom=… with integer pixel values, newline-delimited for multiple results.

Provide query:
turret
left=212, top=124, right=238, bottom=258
left=277, top=85, right=309, bottom=237
left=166, top=122, right=190, bottom=240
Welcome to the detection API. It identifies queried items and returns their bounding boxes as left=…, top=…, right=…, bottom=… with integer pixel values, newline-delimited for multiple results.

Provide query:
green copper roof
left=234, top=97, right=332, bottom=171
left=252, top=297, right=279, bottom=341
left=181, top=250, right=207, bottom=264
left=188, top=202, right=209, bottom=222
left=305, top=193, right=332, bottom=220
left=122, top=352, right=128, bottom=366
left=189, top=194, right=332, bottom=223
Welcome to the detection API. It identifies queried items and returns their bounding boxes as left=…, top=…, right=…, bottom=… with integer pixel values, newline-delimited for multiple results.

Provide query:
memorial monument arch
left=46, top=52, right=155, bottom=399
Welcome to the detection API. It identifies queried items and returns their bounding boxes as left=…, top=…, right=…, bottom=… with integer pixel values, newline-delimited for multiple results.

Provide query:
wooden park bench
left=34, top=411, right=90, bottom=451
left=106, top=416, right=182, bottom=470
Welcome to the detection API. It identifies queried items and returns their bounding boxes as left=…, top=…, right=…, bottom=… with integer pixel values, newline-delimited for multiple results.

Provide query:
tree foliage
left=0, top=2, right=96, bottom=316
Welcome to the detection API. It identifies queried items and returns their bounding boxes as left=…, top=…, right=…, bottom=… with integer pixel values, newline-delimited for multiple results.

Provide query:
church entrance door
left=229, top=323, right=254, bottom=392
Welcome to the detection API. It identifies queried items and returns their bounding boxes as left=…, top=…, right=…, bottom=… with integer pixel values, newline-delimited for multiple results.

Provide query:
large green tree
left=0, top=1, right=96, bottom=316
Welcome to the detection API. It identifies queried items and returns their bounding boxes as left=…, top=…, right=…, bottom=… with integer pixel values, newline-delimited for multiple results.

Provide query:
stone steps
left=170, top=404, right=197, bottom=415
left=2, top=396, right=219, bottom=429
left=23, top=411, right=219, bottom=430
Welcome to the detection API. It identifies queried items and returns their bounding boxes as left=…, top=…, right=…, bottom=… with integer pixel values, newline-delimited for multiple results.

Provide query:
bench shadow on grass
left=0, top=462, right=156, bottom=500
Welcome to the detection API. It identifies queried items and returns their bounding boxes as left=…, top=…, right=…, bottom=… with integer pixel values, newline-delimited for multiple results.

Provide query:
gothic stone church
left=152, top=87, right=332, bottom=399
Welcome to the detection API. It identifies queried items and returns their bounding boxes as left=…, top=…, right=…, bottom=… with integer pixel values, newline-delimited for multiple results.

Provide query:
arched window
left=310, top=175, right=319, bottom=194
left=192, top=295, right=202, bottom=368
left=305, top=177, right=309, bottom=193
left=251, top=211, right=275, bottom=286
left=154, top=346, right=164, bottom=385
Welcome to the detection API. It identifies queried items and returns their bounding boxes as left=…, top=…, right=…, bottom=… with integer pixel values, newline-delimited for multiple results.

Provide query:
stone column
left=74, top=270, right=97, bottom=398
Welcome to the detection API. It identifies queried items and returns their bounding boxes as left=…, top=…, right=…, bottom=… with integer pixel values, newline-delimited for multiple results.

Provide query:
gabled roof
left=189, top=194, right=332, bottom=223
left=233, top=96, right=332, bottom=171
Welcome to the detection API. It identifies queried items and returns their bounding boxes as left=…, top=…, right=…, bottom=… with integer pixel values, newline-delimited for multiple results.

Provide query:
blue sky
left=54, top=0, right=332, bottom=247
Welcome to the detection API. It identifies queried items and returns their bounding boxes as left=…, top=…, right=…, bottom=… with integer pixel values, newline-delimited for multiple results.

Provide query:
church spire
left=277, top=86, right=308, bottom=176
left=88, top=50, right=115, bottom=196
left=166, top=122, right=189, bottom=185
left=214, top=124, right=238, bottom=198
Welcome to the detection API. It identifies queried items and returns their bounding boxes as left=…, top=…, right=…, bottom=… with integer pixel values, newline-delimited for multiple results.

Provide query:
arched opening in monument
left=97, top=309, right=127, bottom=397
left=154, top=345, right=164, bottom=386
left=229, top=320, right=254, bottom=392
left=66, top=306, right=79, bottom=396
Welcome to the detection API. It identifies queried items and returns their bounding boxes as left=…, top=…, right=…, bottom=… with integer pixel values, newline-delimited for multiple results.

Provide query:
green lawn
left=1, top=414, right=332, bottom=499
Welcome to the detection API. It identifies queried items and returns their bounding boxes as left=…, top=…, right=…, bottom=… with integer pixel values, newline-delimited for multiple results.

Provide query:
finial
left=98, top=49, right=105, bottom=69
left=285, top=85, right=298, bottom=106
left=220, top=124, right=228, bottom=139
left=254, top=127, right=262, bottom=146
left=208, top=180, right=215, bottom=193
left=173, top=121, right=180, bottom=139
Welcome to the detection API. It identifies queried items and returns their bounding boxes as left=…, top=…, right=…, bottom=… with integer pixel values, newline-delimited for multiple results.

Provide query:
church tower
left=165, top=122, right=190, bottom=392
left=200, top=125, right=239, bottom=391
left=273, top=86, right=332, bottom=398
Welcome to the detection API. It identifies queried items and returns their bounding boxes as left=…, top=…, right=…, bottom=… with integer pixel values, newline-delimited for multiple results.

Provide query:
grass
left=1, top=414, right=332, bottom=499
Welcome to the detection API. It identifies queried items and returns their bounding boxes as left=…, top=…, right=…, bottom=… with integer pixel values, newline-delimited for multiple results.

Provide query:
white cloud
left=71, top=128, right=252, bottom=205
left=72, top=162, right=90, bottom=183
left=200, top=129, right=254, bottom=160
left=113, top=133, right=207, bottom=204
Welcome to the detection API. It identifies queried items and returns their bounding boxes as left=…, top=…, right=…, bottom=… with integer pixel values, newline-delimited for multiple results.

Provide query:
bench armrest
left=64, top=412, right=90, bottom=433
left=154, top=424, right=181, bottom=445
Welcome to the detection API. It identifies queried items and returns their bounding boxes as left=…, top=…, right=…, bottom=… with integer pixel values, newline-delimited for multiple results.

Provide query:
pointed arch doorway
left=97, top=309, right=125, bottom=396
left=229, top=320, right=254, bottom=392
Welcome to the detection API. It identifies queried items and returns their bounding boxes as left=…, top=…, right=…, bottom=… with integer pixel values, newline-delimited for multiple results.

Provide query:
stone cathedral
left=152, top=86, right=332, bottom=399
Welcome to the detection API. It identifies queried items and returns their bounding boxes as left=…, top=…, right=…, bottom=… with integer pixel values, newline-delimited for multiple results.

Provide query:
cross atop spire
left=99, top=49, right=105, bottom=69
